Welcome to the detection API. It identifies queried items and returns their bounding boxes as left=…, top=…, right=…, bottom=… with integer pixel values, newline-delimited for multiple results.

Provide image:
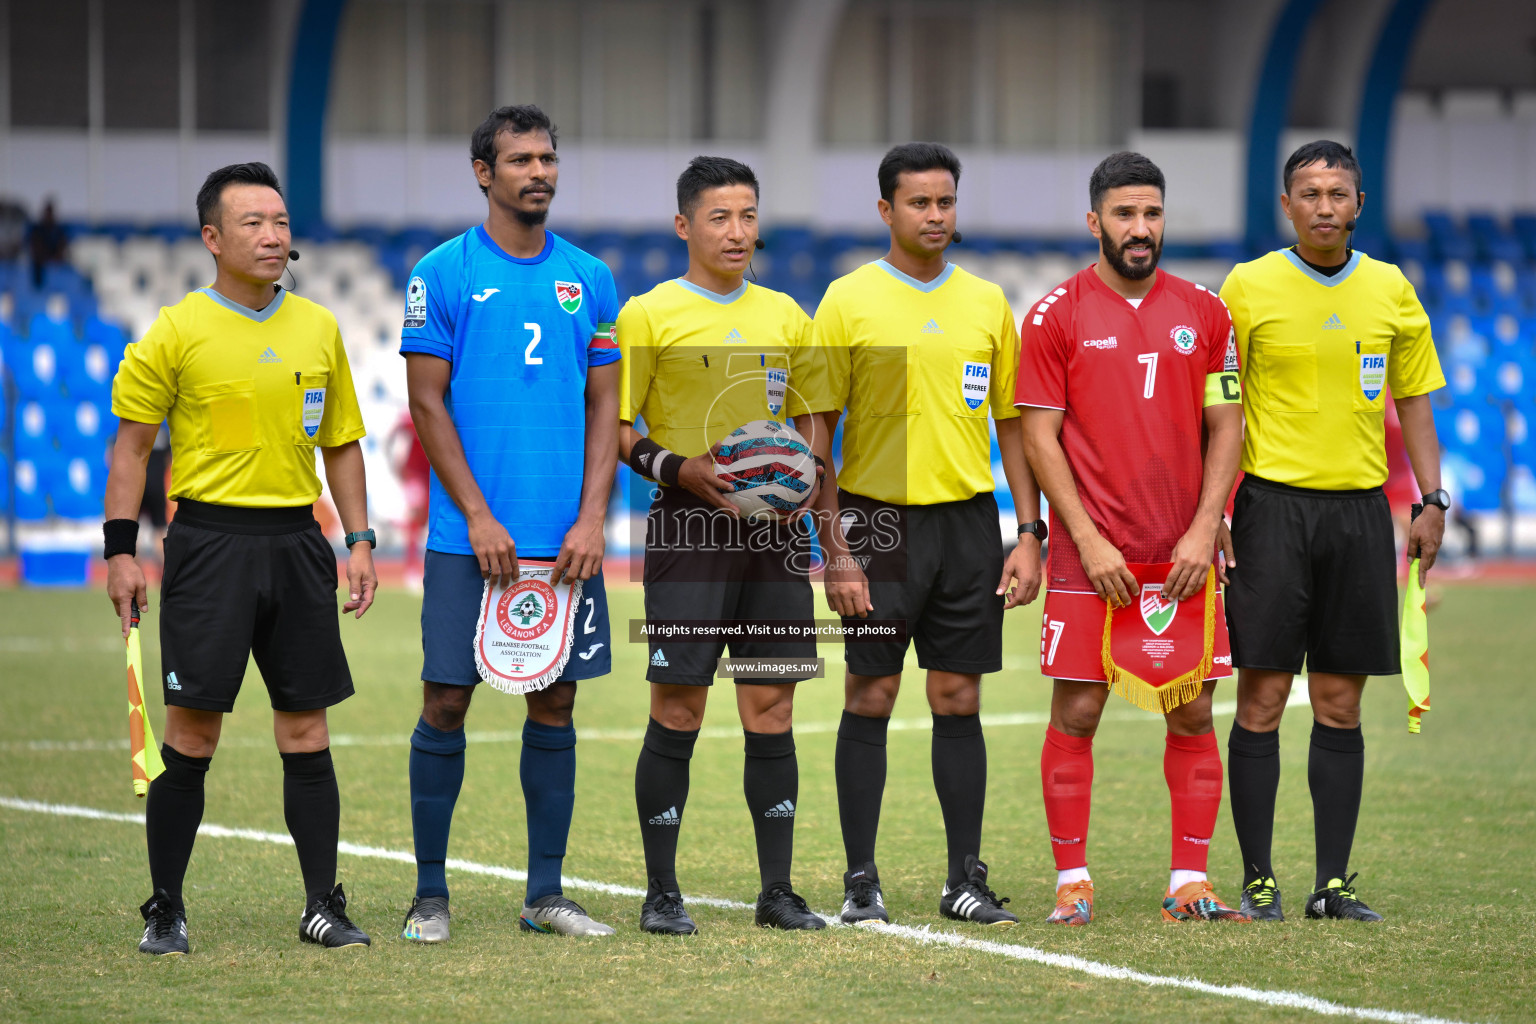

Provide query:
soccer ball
left=713, top=419, right=816, bottom=521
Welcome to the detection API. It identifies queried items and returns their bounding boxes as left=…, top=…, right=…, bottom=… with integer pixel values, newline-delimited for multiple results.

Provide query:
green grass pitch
left=1, top=581, right=1532, bottom=1023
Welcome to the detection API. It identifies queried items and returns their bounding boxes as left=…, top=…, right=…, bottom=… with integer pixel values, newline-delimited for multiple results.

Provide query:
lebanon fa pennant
left=1101, top=562, right=1217, bottom=713
left=474, top=561, right=584, bottom=694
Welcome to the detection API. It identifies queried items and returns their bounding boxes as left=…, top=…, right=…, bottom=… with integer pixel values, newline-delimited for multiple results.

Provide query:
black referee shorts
left=838, top=489, right=1005, bottom=677
left=159, top=500, right=354, bottom=713
left=643, top=486, right=816, bottom=687
left=1225, top=475, right=1398, bottom=676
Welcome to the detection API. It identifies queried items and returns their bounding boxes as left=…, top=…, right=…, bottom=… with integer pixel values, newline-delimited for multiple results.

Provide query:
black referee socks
left=1309, top=721, right=1365, bottom=890
left=145, top=744, right=210, bottom=908
left=281, top=748, right=340, bottom=904
left=635, top=718, right=698, bottom=897
left=836, top=711, right=889, bottom=871
left=743, top=729, right=798, bottom=892
left=1228, top=723, right=1281, bottom=886
left=932, top=713, right=986, bottom=890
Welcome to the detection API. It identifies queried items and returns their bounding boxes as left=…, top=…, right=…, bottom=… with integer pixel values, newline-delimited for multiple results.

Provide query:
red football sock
left=1165, top=730, right=1223, bottom=872
left=1041, top=726, right=1093, bottom=870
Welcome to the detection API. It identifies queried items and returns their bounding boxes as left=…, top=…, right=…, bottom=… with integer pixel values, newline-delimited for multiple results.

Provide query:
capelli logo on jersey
left=1083, top=336, right=1118, bottom=350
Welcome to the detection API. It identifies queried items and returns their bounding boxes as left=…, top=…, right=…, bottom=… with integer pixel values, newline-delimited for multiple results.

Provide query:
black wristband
left=657, top=451, right=684, bottom=487
left=629, top=437, right=685, bottom=487
left=813, top=454, right=826, bottom=472
left=103, top=518, right=139, bottom=559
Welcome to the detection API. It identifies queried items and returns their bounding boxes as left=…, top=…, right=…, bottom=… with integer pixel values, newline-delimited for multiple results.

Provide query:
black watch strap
left=345, top=529, right=377, bottom=549
left=1017, top=519, right=1047, bottom=542
left=1421, top=489, right=1450, bottom=511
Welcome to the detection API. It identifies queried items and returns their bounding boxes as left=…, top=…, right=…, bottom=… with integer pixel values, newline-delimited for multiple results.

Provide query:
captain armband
left=627, top=436, right=684, bottom=486
left=1204, top=371, right=1242, bottom=407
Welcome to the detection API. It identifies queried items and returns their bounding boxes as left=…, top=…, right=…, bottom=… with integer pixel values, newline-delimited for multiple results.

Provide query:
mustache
left=520, top=183, right=554, bottom=198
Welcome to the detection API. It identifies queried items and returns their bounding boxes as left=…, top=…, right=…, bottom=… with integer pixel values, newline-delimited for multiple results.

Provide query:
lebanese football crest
left=1140, top=585, right=1177, bottom=636
left=496, top=579, right=558, bottom=641
left=961, top=361, right=989, bottom=410
left=1170, top=325, right=1197, bottom=355
left=555, top=281, right=583, bottom=314
left=766, top=367, right=788, bottom=416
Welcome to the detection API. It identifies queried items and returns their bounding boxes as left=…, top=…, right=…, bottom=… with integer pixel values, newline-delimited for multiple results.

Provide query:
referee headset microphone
left=278, top=247, right=300, bottom=293
left=748, top=235, right=765, bottom=281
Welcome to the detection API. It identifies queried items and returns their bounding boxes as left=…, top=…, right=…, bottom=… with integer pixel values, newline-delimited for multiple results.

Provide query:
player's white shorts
left=1039, top=589, right=1233, bottom=683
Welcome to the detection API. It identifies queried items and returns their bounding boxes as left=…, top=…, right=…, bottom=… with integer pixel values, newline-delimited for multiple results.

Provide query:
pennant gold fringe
left=1100, top=566, right=1217, bottom=714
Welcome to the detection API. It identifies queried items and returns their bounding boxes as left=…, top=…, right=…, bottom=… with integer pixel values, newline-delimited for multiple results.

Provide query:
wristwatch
left=1017, top=519, right=1048, bottom=542
left=1421, top=489, right=1450, bottom=511
left=344, top=529, right=377, bottom=549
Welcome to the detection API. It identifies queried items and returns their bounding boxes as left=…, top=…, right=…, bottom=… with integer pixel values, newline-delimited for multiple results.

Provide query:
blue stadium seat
left=1466, top=213, right=1525, bottom=264
left=56, top=399, right=115, bottom=460
left=48, top=454, right=106, bottom=519
left=1442, top=405, right=1507, bottom=513
left=8, top=340, right=64, bottom=400
left=63, top=338, right=115, bottom=402
left=13, top=399, right=56, bottom=460
left=1511, top=213, right=1536, bottom=261
left=11, top=455, right=51, bottom=521
left=1424, top=211, right=1475, bottom=263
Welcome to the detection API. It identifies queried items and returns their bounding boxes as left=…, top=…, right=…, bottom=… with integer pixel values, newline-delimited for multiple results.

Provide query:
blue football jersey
left=399, top=226, right=621, bottom=558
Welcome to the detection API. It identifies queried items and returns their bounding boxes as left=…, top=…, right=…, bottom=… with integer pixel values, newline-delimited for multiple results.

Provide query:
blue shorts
left=420, top=549, right=613, bottom=686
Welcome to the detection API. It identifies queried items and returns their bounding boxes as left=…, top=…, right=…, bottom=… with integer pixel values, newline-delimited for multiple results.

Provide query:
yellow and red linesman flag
left=1400, top=557, right=1431, bottom=734
left=127, top=601, right=165, bottom=796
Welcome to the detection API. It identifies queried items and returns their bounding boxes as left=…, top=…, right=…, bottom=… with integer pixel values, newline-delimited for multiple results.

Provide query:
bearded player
left=1016, top=151, right=1249, bottom=925
left=399, top=105, right=620, bottom=940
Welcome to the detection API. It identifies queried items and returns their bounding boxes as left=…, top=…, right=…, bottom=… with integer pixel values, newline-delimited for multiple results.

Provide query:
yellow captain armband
left=1204, top=371, right=1241, bottom=407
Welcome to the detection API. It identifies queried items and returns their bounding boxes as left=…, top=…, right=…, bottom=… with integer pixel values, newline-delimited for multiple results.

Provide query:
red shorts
left=1039, top=589, right=1233, bottom=683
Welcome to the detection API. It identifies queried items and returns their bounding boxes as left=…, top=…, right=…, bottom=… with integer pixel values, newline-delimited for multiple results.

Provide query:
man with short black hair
left=1222, top=140, right=1446, bottom=922
left=107, top=161, right=377, bottom=955
left=399, top=104, right=621, bottom=941
left=1018, top=151, right=1250, bottom=926
left=812, top=142, right=1040, bottom=927
left=621, top=155, right=833, bottom=934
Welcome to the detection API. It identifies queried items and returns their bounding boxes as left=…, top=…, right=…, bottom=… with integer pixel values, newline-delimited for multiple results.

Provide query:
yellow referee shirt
left=112, top=288, right=366, bottom=507
left=1221, top=250, right=1444, bottom=490
left=814, top=260, right=1019, bottom=506
left=618, top=279, right=835, bottom=458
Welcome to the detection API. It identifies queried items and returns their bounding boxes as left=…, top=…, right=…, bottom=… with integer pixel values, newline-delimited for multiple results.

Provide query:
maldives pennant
left=127, top=601, right=165, bottom=796
left=1400, top=557, right=1431, bottom=734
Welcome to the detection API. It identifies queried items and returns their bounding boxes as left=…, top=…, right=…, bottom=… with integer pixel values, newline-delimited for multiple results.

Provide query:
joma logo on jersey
left=554, top=281, right=582, bottom=314
left=961, top=361, right=990, bottom=410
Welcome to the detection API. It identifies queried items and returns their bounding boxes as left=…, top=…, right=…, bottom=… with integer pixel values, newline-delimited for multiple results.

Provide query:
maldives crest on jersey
left=1170, top=325, right=1198, bottom=355
left=474, top=561, right=583, bottom=694
left=1102, top=562, right=1221, bottom=713
left=555, top=281, right=583, bottom=314
left=962, top=361, right=990, bottom=410
left=1359, top=351, right=1386, bottom=402
left=301, top=387, right=326, bottom=439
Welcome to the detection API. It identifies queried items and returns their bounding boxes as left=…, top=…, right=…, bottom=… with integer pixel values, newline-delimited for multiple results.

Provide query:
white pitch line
left=0, top=681, right=1311, bottom=753
left=0, top=791, right=1473, bottom=1024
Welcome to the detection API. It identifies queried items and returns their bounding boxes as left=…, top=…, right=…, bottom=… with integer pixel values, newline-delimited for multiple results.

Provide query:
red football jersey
left=1014, top=266, right=1236, bottom=591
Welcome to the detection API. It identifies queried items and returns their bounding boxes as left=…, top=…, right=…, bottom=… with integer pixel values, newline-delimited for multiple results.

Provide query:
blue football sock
left=521, top=717, right=577, bottom=904
left=410, top=716, right=466, bottom=900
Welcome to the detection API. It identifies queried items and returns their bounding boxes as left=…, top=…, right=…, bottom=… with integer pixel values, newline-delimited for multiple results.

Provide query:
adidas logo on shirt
left=1322, top=314, right=1346, bottom=330
left=764, top=800, right=795, bottom=818
left=648, top=806, right=681, bottom=826
left=166, top=672, right=182, bottom=691
left=723, top=328, right=745, bottom=343
left=920, top=319, right=944, bottom=334
left=258, top=347, right=282, bottom=363
left=650, top=649, right=670, bottom=668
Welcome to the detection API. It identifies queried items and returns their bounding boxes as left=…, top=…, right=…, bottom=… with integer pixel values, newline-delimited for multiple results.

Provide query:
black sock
left=835, top=711, right=889, bottom=870
left=932, top=713, right=986, bottom=889
left=635, top=718, right=697, bottom=897
left=1228, top=723, right=1281, bottom=886
left=743, top=729, right=797, bottom=892
left=1308, top=721, right=1365, bottom=889
left=145, top=744, right=210, bottom=909
left=282, top=748, right=340, bottom=903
